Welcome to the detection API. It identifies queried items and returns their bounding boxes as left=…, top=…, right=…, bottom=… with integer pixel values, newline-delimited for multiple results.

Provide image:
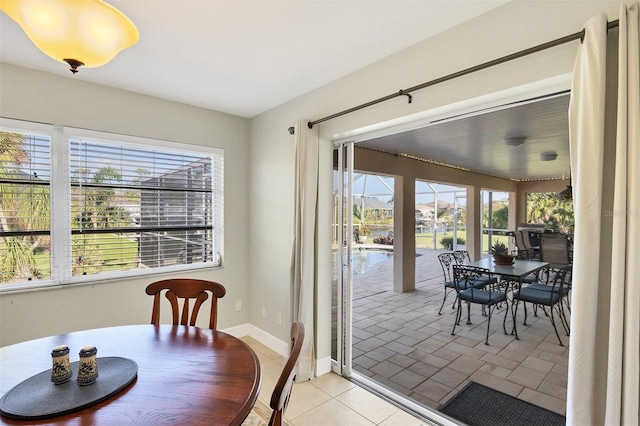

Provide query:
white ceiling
left=1, top=0, right=572, bottom=182
left=359, top=92, right=572, bottom=181
left=0, top=0, right=509, bottom=118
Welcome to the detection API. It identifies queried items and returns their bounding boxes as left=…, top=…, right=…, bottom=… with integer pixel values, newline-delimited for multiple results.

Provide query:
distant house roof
left=353, top=196, right=393, bottom=210
left=415, top=201, right=452, bottom=212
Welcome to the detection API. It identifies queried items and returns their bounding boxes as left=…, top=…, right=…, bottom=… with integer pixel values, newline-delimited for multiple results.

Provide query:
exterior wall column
left=466, top=186, right=482, bottom=261
left=393, top=175, right=415, bottom=292
left=508, top=191, right=518, bottom=253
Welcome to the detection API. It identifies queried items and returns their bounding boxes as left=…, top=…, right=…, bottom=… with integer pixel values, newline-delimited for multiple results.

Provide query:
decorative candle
left=51, top=345, right=72, bottom=384
left=77, top=346, right=98, bottom=385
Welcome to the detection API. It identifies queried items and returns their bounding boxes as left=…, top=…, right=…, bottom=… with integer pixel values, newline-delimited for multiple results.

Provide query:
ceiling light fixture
left=540, top=151, right=558, bottom=161
left=505, top=136, right=526, bottom=147
left=0, top=0, right=139, bottom=74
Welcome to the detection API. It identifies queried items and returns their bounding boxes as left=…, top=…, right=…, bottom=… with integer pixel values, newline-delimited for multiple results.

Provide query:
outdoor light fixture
left=558, top=184, right=572, bottom=201
left=540, top=151, right=558, bottom=161
left=0, top=0, right=139, bottom=74
left=505, top=136, right=526, bottom=147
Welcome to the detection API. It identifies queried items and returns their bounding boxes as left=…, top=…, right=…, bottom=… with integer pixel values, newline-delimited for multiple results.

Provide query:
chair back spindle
left=145, top=279, right=226, bottom=330
left=452, top=250, right=471, bottom=265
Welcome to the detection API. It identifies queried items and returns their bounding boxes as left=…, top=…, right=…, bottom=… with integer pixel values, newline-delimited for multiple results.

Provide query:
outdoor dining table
left=0, top=324, right=261, bottom=425
left=467, top=257, right=550, bottom=339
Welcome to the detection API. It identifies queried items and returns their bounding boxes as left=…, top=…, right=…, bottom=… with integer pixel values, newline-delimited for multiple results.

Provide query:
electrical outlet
left=261, top=306, right=267, bottom=318
left=235, top=300, right=241, bottom=312
left=277, top=312, right=282, bottom=325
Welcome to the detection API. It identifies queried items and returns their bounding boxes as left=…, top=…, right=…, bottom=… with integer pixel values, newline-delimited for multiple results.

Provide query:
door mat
left=438, top=381, right=565, bottom=426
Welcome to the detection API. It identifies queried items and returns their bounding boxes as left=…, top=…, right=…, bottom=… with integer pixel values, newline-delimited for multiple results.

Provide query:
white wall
left=0, top=0, right=626, bottom=358
left=248, top=0, right=625, bottom=364
left=0, top=64, right=251, bottom=346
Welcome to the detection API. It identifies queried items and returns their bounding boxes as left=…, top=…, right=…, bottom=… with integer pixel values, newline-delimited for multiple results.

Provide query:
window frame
left=0, top=118, right=224, bottom=292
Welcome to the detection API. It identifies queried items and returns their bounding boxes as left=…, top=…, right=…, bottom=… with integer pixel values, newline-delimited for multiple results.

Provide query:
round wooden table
left=0, top=325, right=261, bottom=425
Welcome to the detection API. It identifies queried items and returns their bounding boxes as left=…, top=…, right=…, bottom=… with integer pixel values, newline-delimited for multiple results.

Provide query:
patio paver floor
left=335, top=247, right=570, bottom=416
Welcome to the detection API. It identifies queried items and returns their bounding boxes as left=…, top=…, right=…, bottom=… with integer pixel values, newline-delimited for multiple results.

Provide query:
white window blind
left=0, top=130, right=52, bottom=283
left=1, top=119, right=223, bottom=289
left=69, top=138, right=222, bottom=276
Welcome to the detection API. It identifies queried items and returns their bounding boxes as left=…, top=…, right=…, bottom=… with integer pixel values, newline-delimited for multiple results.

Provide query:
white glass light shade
left=0, top=0, right=139, bottom=72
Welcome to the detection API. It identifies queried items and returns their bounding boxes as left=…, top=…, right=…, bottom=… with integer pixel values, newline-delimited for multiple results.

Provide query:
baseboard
left=221, top=323, right=289, bottom=357
left=222, top=324, right=334, bottom=378
left=316, top=356, right=332, bottom=376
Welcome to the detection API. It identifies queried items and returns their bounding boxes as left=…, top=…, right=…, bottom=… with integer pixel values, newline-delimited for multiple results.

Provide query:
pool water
left=333, top=249, right=393, bottom=276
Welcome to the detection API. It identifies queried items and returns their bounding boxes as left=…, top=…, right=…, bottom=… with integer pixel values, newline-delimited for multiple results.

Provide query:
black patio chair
left=512, top=265, right=571, bottom=346
left=437, top=252, right=488, bottom=316
left=437, top=252, right=458, bottom=315
left=451, top=264, right=509, bottom=345
left=452, top=250, right=498, bottom=287
left=525, top=261, right=573, bottom=314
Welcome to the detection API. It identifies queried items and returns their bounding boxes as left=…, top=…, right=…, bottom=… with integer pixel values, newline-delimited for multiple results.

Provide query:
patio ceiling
left=357, top=92, right=571, bottom=182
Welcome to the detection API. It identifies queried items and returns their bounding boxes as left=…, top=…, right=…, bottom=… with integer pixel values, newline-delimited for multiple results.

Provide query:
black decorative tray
left=0, top=356, right=137, bottom=420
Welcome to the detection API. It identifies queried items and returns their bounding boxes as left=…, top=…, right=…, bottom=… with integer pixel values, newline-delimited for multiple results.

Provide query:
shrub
left=439, top=236, right=465, bottom=249
left=373, top=235, right=393, bottom=245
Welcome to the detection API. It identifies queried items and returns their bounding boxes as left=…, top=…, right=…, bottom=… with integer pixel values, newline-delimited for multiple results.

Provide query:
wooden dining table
left=0, top=324, right=261, bottom=425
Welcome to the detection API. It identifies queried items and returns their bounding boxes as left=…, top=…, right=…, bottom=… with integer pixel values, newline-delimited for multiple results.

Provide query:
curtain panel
left=290, top=119, right=319, bottom=382
left=567, top=4, right=639, bottom=425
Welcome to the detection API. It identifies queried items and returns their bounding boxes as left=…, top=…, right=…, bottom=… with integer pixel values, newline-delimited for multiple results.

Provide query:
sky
left=335, top=171, right=507, bottom=206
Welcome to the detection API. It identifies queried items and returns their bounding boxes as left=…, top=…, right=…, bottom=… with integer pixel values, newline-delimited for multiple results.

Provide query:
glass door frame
left=332, top=141, right=465, bottom=425
left=333, top=141, right=354, bottom=377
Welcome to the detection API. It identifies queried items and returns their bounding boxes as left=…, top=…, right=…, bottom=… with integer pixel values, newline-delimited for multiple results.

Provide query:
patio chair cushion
left=513, top=287, right=562, bottom=305
left=470, top=275, right=498, bottom=286
left=444, top=278, right=486, bottom=290
left=458, top=288, right=507, bottom=306
left=524, top=282, right=570, bottom=296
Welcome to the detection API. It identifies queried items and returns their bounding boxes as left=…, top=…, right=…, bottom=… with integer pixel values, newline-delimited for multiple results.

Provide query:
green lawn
left=415, top=231, right=508, bottom=252
left=33, top=233, right=138, bottom=278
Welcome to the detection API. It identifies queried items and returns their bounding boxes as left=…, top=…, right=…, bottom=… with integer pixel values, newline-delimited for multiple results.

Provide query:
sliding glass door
left=332, top=142, right=354, bottom=376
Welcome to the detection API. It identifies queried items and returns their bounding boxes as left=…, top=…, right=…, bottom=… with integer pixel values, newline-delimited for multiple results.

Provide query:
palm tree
left=0, top=131, right=49, bottom=282
left=527, top=193, right=574, bottom=233
left=0, top=132, right=27, bottom=233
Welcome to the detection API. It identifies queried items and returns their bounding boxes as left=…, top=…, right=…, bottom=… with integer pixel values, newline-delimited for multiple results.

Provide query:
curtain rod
left=302, top=19, right=619, bottom=131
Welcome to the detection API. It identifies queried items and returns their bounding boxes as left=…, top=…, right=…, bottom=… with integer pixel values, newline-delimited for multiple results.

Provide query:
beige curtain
left=567, top=4, right=639, bottom=425
left=290, top=119, right=318, bottom=382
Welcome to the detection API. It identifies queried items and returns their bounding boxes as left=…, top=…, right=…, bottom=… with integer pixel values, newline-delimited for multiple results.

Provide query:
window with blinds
left=0, top=131, right=51, bottom=283
left=0, top=120, right=223, bottom=289
left=69, top=138, right=222, bottom=276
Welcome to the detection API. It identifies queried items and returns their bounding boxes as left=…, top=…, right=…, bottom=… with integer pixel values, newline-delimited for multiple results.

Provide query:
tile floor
left=241, top=247, right=570, bottom=425
left=345, top=248, right=570, bottom=416
left=241, top=336, right=429, bottom=426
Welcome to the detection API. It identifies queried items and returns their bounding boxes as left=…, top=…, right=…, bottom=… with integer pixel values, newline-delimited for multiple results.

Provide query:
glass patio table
left=467, top=257, right=549, bottom=339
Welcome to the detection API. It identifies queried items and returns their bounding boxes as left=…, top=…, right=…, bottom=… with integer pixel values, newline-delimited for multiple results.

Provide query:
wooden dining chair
left=268, top=322, right=305, bottom=426
left=145, top=278, right=226, bottom=330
